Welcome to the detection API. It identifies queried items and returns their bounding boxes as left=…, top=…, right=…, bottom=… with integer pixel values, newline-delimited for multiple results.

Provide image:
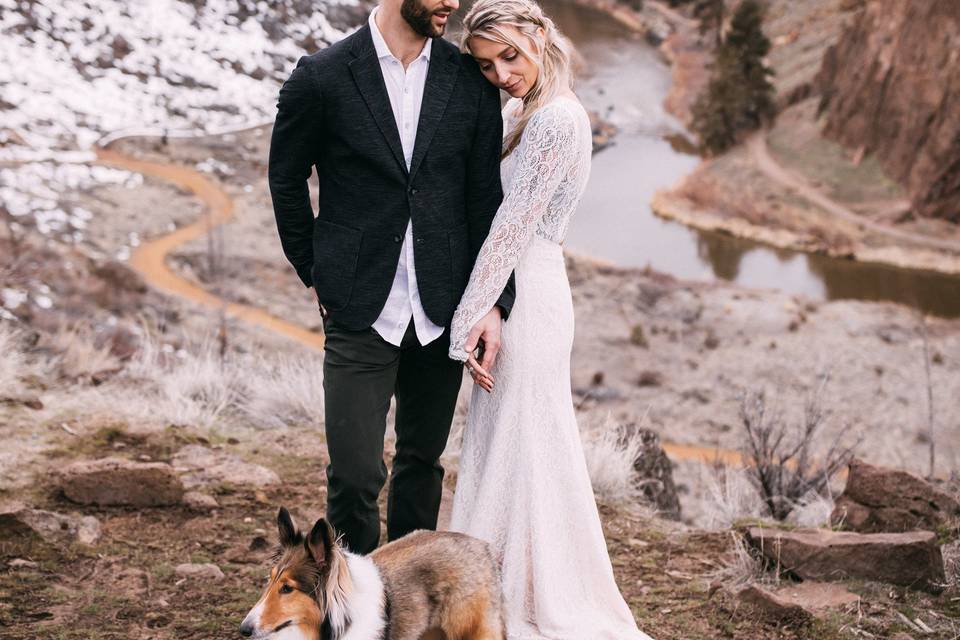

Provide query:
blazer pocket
left=312, top=219, right=363, bottom=311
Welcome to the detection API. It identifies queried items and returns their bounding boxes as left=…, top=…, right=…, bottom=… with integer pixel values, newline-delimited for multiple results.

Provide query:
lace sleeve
left=448, top=103, right=578, bottom=361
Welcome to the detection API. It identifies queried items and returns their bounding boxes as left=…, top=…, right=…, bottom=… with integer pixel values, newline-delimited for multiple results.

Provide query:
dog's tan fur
left=371, top=529, right=505, bottom=639
left=242, top=508, right=505, bottom=640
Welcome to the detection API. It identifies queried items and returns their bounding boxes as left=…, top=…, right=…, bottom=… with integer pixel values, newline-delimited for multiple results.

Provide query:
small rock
left=745, top=527, right=945, bottom=593
left=182, top=491, right=218, bottom=511
left=174, top=562, right=225, bottom=581
left=737, top=584, right=811, bottom=623
left=0, top=502, right=102, bottom=546
left=831, top=459, right=960, bottom=533
left=8, top=558, right=39, bottom=570
left=171, top=445, right=280, bottom=489
left=60, top=457, right=184, bottom=507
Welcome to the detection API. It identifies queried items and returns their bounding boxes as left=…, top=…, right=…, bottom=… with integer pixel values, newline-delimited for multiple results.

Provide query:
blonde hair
left=461, top=0, right=575, bottom=158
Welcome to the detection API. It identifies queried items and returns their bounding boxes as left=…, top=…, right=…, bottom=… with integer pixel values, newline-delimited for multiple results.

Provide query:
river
left=453, top=0, right=960, bottom=318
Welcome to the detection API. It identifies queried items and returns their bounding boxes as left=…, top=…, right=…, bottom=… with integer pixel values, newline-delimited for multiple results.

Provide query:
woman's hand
left=465, top=353, right=494, bottom=392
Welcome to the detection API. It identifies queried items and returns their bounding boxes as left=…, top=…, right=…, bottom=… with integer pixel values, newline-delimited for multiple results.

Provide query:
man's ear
left=305, top=518, right=337, bottom=567
left=277, top=507, right=299, bottom=547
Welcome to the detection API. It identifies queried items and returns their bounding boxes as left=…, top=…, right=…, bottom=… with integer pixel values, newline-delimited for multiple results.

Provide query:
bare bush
left=739, top=374, right=860, bottom=520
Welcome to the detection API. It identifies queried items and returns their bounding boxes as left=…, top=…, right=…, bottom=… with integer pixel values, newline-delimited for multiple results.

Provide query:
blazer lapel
left=409, top=42, right=460, bottom=181
left=348, top=25, right=408, bottom=176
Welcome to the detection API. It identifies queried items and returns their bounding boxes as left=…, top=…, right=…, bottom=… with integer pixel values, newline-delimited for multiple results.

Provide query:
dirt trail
left=95, top=146, right=326, bottom=352
left=748, top=133, right=960, bottom=254
left=94, top=143, right=746, bottom=467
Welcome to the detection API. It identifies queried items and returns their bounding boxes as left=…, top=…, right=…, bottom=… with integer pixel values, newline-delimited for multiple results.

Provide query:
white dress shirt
left=368, top=8, right=445, bottom=347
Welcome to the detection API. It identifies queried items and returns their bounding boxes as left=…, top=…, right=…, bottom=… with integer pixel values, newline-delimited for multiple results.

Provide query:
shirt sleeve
left=448, top=103, right=579, bottom=362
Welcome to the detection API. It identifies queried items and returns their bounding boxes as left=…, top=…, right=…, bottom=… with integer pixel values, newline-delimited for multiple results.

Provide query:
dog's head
left=240, top=508, right=353, bottom=639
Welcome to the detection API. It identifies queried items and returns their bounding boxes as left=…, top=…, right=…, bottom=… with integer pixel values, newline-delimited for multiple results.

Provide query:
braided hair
left=461, top=0, right=575, bottom=158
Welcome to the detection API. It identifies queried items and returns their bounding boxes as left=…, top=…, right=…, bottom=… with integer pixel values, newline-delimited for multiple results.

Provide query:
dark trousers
left=322, top=317, right=463, bottom=554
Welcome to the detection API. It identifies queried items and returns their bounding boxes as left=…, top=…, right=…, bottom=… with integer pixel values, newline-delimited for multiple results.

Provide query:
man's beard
left=401, top=0, right=444, bottom=38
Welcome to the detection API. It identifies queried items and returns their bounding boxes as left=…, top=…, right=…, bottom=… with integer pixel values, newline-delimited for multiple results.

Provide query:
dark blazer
left=268, top=24, right=516, bottom=331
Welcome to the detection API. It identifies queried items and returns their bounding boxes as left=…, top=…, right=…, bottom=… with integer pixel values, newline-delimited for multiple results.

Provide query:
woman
left=447, top=1, right=653, bottom=638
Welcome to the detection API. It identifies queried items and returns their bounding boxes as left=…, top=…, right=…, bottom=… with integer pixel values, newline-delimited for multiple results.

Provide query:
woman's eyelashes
left=480, top=49, right=518, bottom=72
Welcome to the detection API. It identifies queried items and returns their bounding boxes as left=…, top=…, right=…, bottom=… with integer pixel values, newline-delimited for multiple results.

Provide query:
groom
left=269, top=0, right=515, bottom=554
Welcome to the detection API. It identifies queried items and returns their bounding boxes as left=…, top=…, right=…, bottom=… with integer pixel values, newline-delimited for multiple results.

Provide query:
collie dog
left=240, top=507, right=505, bottom=640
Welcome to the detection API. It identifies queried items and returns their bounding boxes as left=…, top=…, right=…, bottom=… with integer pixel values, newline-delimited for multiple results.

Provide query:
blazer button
left=415, top=237, right=423, bottom=244
left=408, top=187, right=418, bottom=195
left=393, top=234, right=401, bottom=243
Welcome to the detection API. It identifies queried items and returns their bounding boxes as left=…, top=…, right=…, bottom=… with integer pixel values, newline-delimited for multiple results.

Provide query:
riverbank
left=580, top=0, right=960, bottom=279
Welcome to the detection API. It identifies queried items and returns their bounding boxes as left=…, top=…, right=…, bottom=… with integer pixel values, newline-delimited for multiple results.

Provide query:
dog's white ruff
left=338, top=552, right=386, bottom=640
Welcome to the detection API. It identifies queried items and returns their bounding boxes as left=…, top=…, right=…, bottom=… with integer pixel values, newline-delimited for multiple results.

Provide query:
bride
left=447, top=1, right=653, bottom=638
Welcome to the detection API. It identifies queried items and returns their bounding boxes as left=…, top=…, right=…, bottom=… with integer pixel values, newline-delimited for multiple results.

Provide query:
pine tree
left=691, top=0, right=775, bottom=155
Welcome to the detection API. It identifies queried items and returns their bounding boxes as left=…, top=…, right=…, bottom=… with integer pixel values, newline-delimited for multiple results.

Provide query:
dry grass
left=45, top=324, right=120, bottom=381
left=699, top=463, right=766, bottom=530
left=0, top=321, right=29, bottom=392
left=236, top=353, right=325, bottom=429
left=675, top=168, right=777, bottom=226
left=581, top=415, right=645, bottom=506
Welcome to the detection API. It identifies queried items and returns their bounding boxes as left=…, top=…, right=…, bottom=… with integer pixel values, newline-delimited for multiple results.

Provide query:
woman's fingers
left=466, top=355, right=494, bottom=391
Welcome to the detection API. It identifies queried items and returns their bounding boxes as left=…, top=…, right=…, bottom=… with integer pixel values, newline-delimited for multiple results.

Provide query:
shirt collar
left=369, top=7, right=432, bottom=62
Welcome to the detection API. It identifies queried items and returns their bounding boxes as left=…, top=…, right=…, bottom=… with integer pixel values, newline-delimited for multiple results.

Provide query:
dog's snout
left=239, top=620, right=254, bottom=637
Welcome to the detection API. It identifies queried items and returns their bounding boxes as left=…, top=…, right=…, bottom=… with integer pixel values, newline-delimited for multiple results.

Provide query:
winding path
left=95, top=141, right=744, bottom=467
left=95, top=145, right=327, bottom=352
left=748, top=133, right=960, bottom=254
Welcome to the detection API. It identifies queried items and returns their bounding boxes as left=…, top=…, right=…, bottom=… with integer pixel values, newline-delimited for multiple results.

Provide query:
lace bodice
left=448, top=96, right=592, bottom=361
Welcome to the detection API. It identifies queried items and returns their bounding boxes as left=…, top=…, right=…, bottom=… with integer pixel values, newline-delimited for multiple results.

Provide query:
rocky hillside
left=816, top=0, right=960, bottom=222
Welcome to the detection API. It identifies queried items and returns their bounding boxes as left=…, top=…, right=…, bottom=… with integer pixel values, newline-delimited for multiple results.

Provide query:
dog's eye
left=279, top=584, right=295, bottom=595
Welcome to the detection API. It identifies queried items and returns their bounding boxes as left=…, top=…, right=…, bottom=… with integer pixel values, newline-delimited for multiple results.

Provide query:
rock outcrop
left=60, top=458, right=184, bottom=507
left=830, top=459, right=960, bottom=533
left=815, top=1, right=960, bottom=222
left=620, top=424, right=682, bottom=520
left=0, top=503, right=101, bottom=546
left=746, top=527, right=945, bottom=593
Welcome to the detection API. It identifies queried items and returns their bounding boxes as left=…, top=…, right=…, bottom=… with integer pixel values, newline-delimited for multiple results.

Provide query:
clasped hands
left=463, top=306, right=501, bottom=392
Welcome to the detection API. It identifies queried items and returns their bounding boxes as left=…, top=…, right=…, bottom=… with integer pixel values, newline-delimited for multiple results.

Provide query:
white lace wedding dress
left=447, top=95, right=653, bottom=640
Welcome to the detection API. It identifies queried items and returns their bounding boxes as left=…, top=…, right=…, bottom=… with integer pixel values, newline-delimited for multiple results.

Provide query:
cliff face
left=815, top=0, right=960, bottom=222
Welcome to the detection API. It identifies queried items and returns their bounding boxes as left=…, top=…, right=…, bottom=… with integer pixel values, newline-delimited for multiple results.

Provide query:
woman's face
left=469, top=26, right=542, bottom=98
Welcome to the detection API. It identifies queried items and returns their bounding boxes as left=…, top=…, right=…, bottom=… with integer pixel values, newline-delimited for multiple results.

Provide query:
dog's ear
left=305, top=518, right=337, bottom=567
left=277, top=507, right=299, bottom=547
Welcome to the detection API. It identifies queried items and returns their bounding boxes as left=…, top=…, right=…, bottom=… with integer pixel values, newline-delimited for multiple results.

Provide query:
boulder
left=620, top=424, right=681, bottom=520
left=171, top=445, right=280, bottom=489
left=746, top=527, right=945, bottom=593
left=831, top=459, right=960, bottom=533
left=0, top=502, right=101, bottom=546
left=60, top=458, right=183, bottom=507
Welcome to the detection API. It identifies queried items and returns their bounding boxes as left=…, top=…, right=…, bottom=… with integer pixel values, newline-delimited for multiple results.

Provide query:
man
left=269, top=0, right=515, bottom=554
